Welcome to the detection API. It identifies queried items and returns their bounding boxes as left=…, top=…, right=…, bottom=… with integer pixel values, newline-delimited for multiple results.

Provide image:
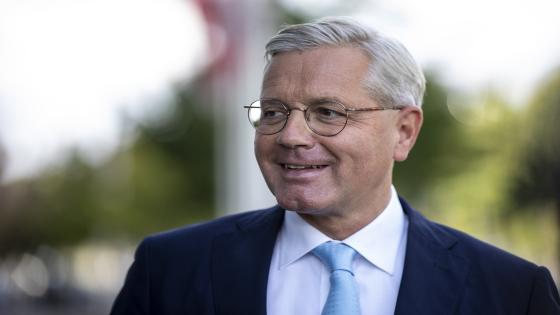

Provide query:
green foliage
left=393, top=73, right=477, bottom=206
left=0, top=152, right=96, bottom=254
left=394, top=73, right=557, bottom=268
left=96, top=88, right=215, bottom=238
left=510, top=69, right=560, bottom=210
left=0, top=87, right=215, bottom=255
left=506, top=68, right=560, bottom=265
left=426, top=94, right=521, bottom=232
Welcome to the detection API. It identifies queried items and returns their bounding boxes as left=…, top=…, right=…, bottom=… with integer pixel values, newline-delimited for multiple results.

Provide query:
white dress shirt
left=266, top=186, right=409, bottom=315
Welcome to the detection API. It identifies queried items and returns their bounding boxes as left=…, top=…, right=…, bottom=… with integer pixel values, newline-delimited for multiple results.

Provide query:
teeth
left=285, top=164, right=306, bottom=169
left=284, top=164, right=323, bottom=169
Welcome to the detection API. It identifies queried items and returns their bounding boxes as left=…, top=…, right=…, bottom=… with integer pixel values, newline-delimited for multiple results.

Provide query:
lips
left=281, top=164, right=328, bottom=170
left=275, top=160, right=331, bottom=180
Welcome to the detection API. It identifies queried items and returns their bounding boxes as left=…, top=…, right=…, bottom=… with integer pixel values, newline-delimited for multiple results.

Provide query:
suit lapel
left=395, top=199, right=470, bottom=315
left=211, top=207, right=284, bottom=315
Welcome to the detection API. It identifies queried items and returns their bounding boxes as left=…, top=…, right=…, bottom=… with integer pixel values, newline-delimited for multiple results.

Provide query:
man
left=111, top=17, right=560, bottom=315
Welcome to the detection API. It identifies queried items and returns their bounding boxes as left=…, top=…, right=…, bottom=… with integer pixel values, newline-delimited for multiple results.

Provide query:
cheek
left=254, top=136, right=278, bottom=179
left=254, top=136, right=269, bottom=163
left=342, top=134, right=394, bottom=175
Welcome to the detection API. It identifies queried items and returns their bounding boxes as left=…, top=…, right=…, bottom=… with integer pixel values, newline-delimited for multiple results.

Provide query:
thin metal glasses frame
left=243, top=99, right=403, bottom=137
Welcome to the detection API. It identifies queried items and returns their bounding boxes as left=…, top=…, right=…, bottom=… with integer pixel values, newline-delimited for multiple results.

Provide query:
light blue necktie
left=312, top=242, right=361, bottom=315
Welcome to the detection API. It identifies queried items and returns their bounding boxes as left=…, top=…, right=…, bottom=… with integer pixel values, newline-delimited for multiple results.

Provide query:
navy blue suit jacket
left=111, top=199, right=560, bottom=314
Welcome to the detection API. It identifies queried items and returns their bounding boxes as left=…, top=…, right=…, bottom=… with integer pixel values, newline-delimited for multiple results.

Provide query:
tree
left=0, top=86, right=216, bottom=255
left=96, top=87, right=215, bottom=238
left=393, top=73, right=478, bottom=206
left=510, top=68, right=560, bottom=261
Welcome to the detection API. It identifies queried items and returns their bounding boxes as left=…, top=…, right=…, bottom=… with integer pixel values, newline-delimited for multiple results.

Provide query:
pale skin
left=255, top=46, right=423, bottom=240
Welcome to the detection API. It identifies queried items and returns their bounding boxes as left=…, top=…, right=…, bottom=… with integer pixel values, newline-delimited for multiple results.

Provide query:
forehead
left=261, top=47, right=371, bottom=102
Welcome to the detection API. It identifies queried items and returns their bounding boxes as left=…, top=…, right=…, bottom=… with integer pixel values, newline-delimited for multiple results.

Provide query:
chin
left=268, top=177, right=335, bottom=212
left=275, top=193, right=329, bottom=214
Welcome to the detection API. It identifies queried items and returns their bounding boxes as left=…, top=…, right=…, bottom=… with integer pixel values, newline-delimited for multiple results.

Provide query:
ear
left=393, top=106, right=423, bottom=161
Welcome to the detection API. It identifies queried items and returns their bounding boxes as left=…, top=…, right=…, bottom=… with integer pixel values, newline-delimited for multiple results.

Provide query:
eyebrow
left=261, top=96, right=347, bottom=106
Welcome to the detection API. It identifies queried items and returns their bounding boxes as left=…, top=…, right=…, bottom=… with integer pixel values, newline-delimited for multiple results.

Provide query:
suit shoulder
left=432, top=221, right=540, bottom=273
left=140, top=206, right=281, bottom=252
left=403, top=200, right=538, bottom=271
left=426, top=220, right=560, bottom=312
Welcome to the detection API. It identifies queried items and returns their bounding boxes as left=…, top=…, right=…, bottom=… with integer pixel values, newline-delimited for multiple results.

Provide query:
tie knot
left=312, top=242, right=357, bottom=273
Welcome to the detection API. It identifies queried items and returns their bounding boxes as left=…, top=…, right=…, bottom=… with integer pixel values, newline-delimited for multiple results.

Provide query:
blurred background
left=0, top=0, right=559, bottom=313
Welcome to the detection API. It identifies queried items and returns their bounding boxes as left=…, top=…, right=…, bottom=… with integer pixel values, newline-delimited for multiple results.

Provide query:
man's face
left=255, top=47, right=416, bottom=218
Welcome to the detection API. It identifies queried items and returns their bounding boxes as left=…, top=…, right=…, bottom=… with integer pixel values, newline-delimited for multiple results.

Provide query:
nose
left=276, top=108, right=315, bottom=148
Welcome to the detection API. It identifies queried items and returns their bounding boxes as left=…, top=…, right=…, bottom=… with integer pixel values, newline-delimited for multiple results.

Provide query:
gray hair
left=265, top=17, right=426, bottom=108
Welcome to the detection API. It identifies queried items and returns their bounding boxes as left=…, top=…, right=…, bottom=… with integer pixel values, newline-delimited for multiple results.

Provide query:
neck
left=298, top=186, right=392, bottom=240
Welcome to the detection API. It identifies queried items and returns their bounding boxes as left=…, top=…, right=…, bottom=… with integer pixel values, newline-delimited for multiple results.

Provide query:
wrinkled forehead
left=261, top=47, right=372, bottom=103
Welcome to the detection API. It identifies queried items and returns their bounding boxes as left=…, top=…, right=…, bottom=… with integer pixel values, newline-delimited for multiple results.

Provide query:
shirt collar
left=276, top=185, right=407, bottom=275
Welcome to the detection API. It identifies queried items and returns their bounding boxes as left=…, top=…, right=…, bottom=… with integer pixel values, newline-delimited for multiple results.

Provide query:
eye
left=317, top=107, right=343, bottom=117
left=259, top=101, right=287, bottom=122
left=311, top=103, right=346, bottom=120
left=262, top=108, right=283, bottom=118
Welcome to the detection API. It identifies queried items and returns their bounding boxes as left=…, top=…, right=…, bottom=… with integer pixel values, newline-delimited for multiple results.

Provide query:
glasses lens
left=248, top=102, right=262, bottom=127
left=247, top=100, right=288, bottom=134
left=307, top=101, right=348, bottom=136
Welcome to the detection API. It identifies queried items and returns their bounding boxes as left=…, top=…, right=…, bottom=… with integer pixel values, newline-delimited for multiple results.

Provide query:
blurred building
left=196, top=0, right=277, bottom=214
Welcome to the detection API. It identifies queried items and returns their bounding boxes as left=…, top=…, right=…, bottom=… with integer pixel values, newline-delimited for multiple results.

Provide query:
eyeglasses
left=243, top=99, right=403, bottom=137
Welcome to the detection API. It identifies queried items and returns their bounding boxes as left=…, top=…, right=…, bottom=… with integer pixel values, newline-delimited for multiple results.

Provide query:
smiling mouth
left=282, top=164, right=328, bottom=170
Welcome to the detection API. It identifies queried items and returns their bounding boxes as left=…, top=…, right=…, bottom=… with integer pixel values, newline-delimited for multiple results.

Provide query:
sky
left=284, top=0, right=560, bottom=99
left=0, top=0, right=208, bottom=181
left=1, top=0, right=559, bottom=182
